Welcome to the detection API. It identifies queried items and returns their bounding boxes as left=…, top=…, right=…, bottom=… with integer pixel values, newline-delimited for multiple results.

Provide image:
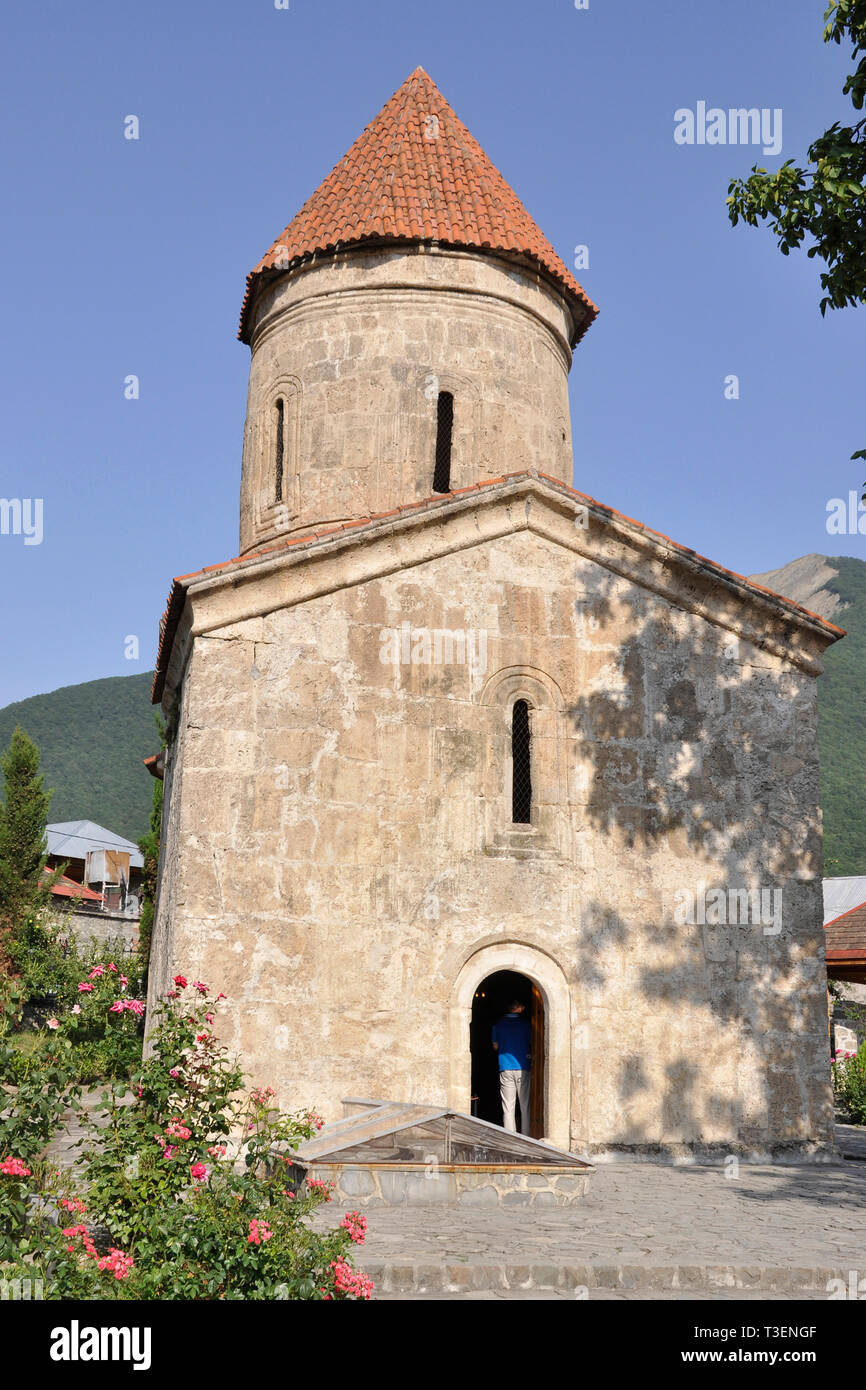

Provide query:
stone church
left=148, top=68, right=841, bottom=1156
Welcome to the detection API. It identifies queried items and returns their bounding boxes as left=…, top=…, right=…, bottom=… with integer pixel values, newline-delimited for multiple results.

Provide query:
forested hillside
left=751, top=554, right=866, bottom=877
left=814, top=558, right=866, bottom=876
left=0, top=673, right=158, bottom=842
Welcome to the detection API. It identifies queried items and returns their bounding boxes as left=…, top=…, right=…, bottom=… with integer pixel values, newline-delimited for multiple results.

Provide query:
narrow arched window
left=432, top=391, right=453, bottom=493
left=512, top=699, right=532, bottom=823
left=274, top=397, right=285, bottom=503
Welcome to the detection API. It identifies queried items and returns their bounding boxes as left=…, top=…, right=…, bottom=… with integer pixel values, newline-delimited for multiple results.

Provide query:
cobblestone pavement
left=349, top=1159, right=866, bottom=1272
left=311, top=1151, right=866, bottom=1299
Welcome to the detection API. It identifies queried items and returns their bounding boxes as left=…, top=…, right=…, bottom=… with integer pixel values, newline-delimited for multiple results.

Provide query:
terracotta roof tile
left=826, top=902, right=866, bottom=955
left=238, top=67, right=597, bottom=346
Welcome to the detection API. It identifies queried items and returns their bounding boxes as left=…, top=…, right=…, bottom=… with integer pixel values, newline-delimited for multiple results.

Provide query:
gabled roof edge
left=152, top=472, right=845, bottom=704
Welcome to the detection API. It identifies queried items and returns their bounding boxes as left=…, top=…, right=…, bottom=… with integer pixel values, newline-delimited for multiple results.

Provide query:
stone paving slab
left=837, top=1121, right=866, bottom=1161
left=316, top=1154, right=866, bottom=1296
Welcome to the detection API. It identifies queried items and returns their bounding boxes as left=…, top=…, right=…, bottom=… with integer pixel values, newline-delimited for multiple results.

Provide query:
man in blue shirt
left=492, top=999, right=532, bottom=1134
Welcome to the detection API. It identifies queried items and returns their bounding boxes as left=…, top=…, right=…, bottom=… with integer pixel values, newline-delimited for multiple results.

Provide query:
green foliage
left=816, top=558, right=866, bottom=873
left=137, top=745, right=163, bottom=976
left=5, top=919, right=145, bottom=1083
left=0, top=673, right=157, bottom=843
left=727, top=1, right=866, bottom=315
left=726, top=0, right=866, bottom=464
left=0, top=977, right=373, bottom=1300
left=0, top=976, right=25, bottom=1036
left=0, top=727, right=55, bottom=948
left=832, top=1038, right=866, bottom=1123
left=0, top=1029, right=82, bottom=1166
left=7, top=915, right=84, bottom=1004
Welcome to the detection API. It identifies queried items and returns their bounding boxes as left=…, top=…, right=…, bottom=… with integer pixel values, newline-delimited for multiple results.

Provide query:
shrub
left=7, top=918, right=145, bottom=1083
left=0, top=974, right=373, bottom=1300
left=0, top=1029, right=81, bottom=1166
left=832, top=1042, right=866, bottom=1125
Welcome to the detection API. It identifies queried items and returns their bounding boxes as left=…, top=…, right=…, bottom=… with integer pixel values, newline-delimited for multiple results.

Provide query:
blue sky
left=1, top=0, right=863, bottom=706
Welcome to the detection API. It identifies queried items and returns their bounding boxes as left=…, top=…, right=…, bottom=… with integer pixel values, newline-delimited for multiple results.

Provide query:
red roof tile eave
left=150, top=471, right=845, bottom=705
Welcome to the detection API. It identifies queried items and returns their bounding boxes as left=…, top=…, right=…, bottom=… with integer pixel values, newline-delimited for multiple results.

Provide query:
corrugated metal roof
left=46, top=821, right=144, bottom=870
left=823, top=876, right=866, bottom=925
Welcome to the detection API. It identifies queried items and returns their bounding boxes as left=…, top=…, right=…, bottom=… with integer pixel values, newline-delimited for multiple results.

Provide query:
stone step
left=364, top=1262, right=849, bottom=1297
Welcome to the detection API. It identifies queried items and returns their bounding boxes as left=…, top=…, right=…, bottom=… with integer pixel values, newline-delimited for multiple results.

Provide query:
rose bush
left=833, top=1042, right=866, bottom=1125
left=5, top=917, right=146, bottom=1083
left=0, top=974, right=373, bottom=1300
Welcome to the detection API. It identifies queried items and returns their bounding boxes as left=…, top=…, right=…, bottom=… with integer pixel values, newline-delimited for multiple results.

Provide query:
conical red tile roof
left=238, top=67, right=598, bottom=345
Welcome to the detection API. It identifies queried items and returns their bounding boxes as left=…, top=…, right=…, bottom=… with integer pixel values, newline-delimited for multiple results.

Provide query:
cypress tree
left=0, top=726, right=54, bottom=955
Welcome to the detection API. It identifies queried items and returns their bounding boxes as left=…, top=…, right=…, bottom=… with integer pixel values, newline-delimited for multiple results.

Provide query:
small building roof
left=825, top=901, right=866, bottom=984
left=823, top=875, right=866, bottom=925
left=46, top=821, right=144, bottom=870
left=42, top=869, right=103, bottom=903
left=296, top=1099, right=591, bottom=1168
left=239, top=67, right=597, bottom=346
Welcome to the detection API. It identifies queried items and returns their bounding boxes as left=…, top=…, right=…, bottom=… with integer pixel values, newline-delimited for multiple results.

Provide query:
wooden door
left=530, top=984, right=545, bottom=1138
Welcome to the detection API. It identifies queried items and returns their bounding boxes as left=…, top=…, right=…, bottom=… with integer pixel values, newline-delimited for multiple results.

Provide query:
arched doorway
left=470, top=970, right=545, bottom=1137
left=450, top=942, right=573, bottom=1150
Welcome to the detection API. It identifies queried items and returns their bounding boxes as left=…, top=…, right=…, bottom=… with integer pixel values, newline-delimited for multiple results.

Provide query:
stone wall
left=61, top=910, right=139, bottom=956
left=149, top=490, right=835, bottom=1157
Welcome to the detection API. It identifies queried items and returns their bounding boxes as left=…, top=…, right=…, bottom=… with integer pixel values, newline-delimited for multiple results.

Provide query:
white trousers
left=500, top=1068, right=531, bottom=1134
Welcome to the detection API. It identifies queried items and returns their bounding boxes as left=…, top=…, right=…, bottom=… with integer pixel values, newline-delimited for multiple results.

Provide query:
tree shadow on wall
left=566, top=565, right=842, bottom=1199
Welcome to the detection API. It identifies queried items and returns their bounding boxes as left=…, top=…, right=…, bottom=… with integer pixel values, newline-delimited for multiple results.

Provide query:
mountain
left=749, top=554, right=866, bottom=877
left=0, top=673, right=159, bottom=843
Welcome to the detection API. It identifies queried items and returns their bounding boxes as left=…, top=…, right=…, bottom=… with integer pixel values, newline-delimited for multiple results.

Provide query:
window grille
left=433, top=391, right=453, bottom=493
left=512, top=699, right=532, bottom=823
left=275, top=397, right=285, bottom=503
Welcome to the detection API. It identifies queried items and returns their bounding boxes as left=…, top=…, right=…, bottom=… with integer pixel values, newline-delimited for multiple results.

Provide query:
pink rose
left=0, top=1157, right=31, bottom=1177
left=77, top=983, right=94, bottom=993
left=46, top=1018, right=59, bottom=1030
left=71, top=1004, right=81, bottom=1015
left=109, top=1001, right=125, bottom=1014
left=89, top=967, right=104, bottom=979
left=190, top=1163, right=209, bottom=1182
left=174, top=975, right=188, bottom=988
